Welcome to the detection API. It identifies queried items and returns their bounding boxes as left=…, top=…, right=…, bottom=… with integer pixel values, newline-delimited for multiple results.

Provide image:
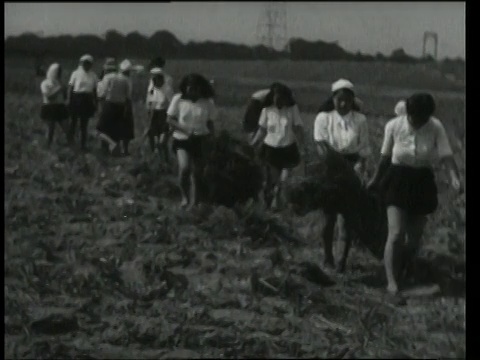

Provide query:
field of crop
left=5, top=58, right=465, bottom=358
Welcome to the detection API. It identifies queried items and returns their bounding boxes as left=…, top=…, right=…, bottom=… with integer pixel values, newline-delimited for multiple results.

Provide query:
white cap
left=394, top=100, right=407, bottom=116
left=150, top=67, right=163, bottom=75
left=120, top=59, right=132, bottom=72
left=331, top=78, right=354, bottom=93
left=80, top=54, right=93, bottom=63
left=252, top=89, right=270, bottom=100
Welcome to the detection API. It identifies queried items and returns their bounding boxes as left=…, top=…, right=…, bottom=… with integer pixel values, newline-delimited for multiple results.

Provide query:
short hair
left=406, top=93, right=436, bottom=119
left=263, top=82, right=296, bottom=108
left=149, top=56, right=166, bottom=69
left=179, top=73, right=215, bottom=100
left=317, top=88, right=360, bottom=113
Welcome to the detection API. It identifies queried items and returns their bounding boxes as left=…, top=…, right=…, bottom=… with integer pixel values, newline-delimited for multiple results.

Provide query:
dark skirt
left=148, top=109, right=168, bottom=137
left=172, top=135, right=209, bottom=159
left=341, top=153, right=360, bottom=166
left=97, top=102, right=125, bottom=142
left=260, top=142, right=301, bottom=170
left=380, top=164, right=438, bottom=215
left=70, top=92, right=96, bottom=119
left=40, top=103, right=69, bottom=122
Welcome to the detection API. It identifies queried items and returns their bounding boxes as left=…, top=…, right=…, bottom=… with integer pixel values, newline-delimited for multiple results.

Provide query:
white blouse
left=68, top=67, right=98, bottom=93
left=314, top=110, right=371, bottom=157
left=381, top=115, right=454, bottom=168
left=167, top=93, right=218, bottom=140
left=258, top=105, right=303, bottom=148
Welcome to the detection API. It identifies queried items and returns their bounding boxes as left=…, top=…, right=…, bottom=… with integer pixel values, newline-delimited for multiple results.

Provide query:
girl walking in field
left=147, top=56, right=174, bottom=100
left=367, top=93, right=463, bottom=296
left=40, top=63, right=69, bottom=148
left=67, top=54, right=99, bottom=150
left=145, top=67, right=173, bottom=163
left=96, top=58, right=119, bottom=154
left=313, top=79, right=372, bottom=273
left=96, top=59, right=134, bottom=157
left=167, top=73, right=217, bottom=209
left=250, top=83, right=306, bottom=210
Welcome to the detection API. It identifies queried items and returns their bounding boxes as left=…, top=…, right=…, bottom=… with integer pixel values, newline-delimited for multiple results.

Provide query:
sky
left=4, top=2, right=465, bottom=59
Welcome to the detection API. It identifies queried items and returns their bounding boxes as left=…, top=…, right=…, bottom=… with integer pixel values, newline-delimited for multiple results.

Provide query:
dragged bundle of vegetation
left=284, top=143, right=388, bottom=260
left=202, top=131, right=264, bottom=208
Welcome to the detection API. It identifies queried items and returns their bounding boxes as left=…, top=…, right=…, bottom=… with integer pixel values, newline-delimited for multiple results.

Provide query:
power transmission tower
left=256, top=2, right=290, bottom=54
left=423, top=31, right=438, bottom=60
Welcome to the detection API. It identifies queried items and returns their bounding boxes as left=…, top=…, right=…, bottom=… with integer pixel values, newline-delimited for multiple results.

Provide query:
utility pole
left=256, top=2, right=290, bottom=56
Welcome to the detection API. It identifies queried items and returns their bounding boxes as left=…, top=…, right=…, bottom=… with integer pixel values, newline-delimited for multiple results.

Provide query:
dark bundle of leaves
left=284, top=143, right=387, bottom=259
left=201, top=131, right=264, bottom=208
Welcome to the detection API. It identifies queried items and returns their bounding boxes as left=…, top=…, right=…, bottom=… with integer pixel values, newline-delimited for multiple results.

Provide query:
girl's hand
left=451, top=176, right=463, bottom=194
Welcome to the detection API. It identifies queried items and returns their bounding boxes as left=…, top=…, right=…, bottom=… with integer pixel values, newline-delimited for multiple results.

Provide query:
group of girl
left=40, top=55, right=463, bottom=297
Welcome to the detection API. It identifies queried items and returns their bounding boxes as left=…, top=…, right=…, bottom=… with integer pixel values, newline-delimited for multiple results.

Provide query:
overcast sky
left=4, top=2, right=465, bottom=59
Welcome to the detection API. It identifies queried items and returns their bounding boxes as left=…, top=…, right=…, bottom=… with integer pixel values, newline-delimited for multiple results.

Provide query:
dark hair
left=149, top=56, right=166, bottom=69
left=263, top=82, right=296, bottom=108
left=317, top=88, right=360, bottom=113
left=179, top=73, right=215, bottom=100
left=406, top=93, right=435, bottom=120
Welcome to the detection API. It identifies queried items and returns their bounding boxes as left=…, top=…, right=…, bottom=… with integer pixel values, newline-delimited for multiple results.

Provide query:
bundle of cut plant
left=201, top=131, right=264, bottom=208
left=284, top=143, right=388, bottom=260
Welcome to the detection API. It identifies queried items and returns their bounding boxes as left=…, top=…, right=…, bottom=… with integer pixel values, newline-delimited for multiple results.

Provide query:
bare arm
left=250, top=127, right=267, bottom=147
left=440, top=155, right=463, bottom=192
left=367, top=155, right=391, bottom=190
left=167, top=115, right=191, bottom=136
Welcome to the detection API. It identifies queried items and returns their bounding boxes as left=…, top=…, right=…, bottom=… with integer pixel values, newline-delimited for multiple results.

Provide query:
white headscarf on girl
left=44, top=63, right=62, bottom=91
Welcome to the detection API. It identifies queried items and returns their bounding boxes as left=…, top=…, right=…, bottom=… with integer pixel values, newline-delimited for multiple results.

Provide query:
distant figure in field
left=314, top=79, right=372, bottom=273
left=243, top=89, right=270, bottom=141
left=367, top=93, right=463, bottom=296
left=145, top=67, right=173, bottom=163
left=147, top=56, right=174, bottom=101
left=95, top=58, right=121, bottom=155
left=67, top=54, right=99, bottom=150
left=97, top=59, right=135, bottom=157
left=40, top=63, right=69, bottom=148
left=250, top=83, right=306, bottom=210
left=167, top=73, right=217, bottom=209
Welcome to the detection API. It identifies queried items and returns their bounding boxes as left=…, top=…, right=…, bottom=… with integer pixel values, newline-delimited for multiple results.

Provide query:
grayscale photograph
left=5, top=1, right=465, bottom=358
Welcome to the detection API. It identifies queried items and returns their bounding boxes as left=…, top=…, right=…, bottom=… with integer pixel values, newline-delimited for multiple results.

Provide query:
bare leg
left=322, top=211, right=337, bottom=269
left=68, top=115, right=78, bottom=144
left=80, top=116, right=89, bottom=150
left=159, top=133, right=170, bottom=164
left=46, top=120, right=55, bottom=148
left=384, top=206, right=407, bottom=294
left=268, top=166, right=281, bottom=210
left=176, top=149, right=190, bottom=207
left=336, top=213, right=354, bottom=273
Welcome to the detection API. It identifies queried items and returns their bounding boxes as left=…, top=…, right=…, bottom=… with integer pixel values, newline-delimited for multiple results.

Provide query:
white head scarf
left=394, top=100, right=407, bottom=116
left=45, top=63, right=61, bottom=87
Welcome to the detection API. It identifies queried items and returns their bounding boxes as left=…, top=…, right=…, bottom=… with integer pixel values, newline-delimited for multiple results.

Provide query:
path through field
left=5, top=91, right=465, bottom=358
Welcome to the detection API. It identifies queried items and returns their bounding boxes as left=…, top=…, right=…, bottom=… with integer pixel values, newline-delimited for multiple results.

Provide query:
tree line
left=5, top=29, right=465, bottom=67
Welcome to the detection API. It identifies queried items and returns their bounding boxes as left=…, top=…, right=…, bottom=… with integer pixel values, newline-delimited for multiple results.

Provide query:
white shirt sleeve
left=435, top=119, right=454, bottom=159
left=358, top=115, right=372, bottom=158
left=167, top=94, right=181, bottom=118
left=68, top=70, right=77, bottom=87
left=258, top=108, right=268, bottom=128
left=292, top=104, right=303, bottom=127
left=380, top=120, right=395, bottom=156
left=313, top=112, right=329, bottom=142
